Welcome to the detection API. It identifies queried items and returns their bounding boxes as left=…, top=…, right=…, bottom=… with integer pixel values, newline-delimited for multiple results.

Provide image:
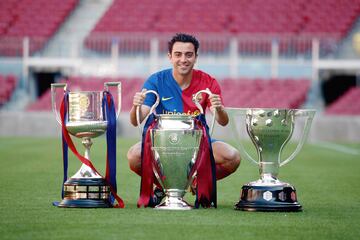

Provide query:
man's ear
left=167, top=52, right=171, bottom=60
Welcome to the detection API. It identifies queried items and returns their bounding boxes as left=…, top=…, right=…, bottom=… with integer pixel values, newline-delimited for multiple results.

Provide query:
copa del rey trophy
left=227, top=108, right=315, bottom=212
left=136, top=90, right=216, bottom=210
left=51, top=82, right=123, bottom=208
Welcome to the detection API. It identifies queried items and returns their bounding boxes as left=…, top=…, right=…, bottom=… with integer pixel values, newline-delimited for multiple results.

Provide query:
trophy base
left=58, top=178, right=112, bottom=208
left=234, top=183, right=302, bottom=212
left=155, top=196, right=192, bottom=210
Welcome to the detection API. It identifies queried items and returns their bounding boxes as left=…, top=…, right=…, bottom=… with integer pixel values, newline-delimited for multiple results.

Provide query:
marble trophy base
left=58, top=178, right=112, bottom=208
left=234, top=181, right=302, bottom=212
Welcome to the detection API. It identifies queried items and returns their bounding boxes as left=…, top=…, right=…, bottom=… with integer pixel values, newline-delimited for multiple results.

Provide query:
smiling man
left=127, top=33, right=241, bottom=206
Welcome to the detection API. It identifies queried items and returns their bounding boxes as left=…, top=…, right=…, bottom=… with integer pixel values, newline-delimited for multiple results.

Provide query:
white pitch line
left=311, top=141, right=360, bottom=155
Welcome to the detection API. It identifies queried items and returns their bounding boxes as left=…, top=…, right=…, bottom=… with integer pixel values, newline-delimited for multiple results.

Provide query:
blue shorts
left=211, top=138, right=221, bottom=143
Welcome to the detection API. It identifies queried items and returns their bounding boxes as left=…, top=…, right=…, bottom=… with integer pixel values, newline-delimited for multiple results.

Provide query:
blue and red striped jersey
left=142, top=68, right=222, bottom=116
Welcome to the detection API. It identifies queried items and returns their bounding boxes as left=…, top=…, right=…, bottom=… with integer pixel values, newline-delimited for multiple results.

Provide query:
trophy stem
left=72, top=137, right=101, bottom=178
left=83, top=137, right=92, bottom=160
left=259, top=162, right=279, bottom=182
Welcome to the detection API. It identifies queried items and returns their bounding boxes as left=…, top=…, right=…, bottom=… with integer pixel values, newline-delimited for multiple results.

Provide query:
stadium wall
left=1, top=111, right=359, bottom=143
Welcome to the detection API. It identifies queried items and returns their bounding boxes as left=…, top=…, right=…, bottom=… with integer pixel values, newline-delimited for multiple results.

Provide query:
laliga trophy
left=137, top=90, right=214, bottom=210
left=227, top=108, right=315, bottom=212
left=51, top=82, right=121, bottom=208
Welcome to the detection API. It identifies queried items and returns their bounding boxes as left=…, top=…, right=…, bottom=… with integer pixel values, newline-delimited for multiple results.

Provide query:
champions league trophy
left=227, top=108, right=315, bottom=211
left=51, top=82, right=121, bottom=208
left=137, top=90, right=214, bottom=210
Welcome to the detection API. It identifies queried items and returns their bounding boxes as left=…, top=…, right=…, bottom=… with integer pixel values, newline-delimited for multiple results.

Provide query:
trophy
left=137, top=90, right=214, bottom=210
left=227, top=108, right=315, bottom=211
left=51, top=82, right=121, bottom=208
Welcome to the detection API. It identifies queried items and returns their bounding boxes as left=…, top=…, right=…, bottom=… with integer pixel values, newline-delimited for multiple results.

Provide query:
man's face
left=168, top=42, right=197, bottom=76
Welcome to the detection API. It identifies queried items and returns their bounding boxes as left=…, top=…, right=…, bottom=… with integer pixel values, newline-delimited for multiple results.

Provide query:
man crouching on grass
left=127, top=33, right=241, bottom=208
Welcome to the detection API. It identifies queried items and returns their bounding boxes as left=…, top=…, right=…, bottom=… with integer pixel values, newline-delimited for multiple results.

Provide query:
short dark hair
left=168, top=33, right=200, bottom=55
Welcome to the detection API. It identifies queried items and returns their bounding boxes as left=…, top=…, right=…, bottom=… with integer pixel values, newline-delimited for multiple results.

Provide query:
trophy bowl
left=227, top=108, right=315, bottom=212
left=51, top=82, right=121, bottom=208
left=150, top=114, right=203, bottom=210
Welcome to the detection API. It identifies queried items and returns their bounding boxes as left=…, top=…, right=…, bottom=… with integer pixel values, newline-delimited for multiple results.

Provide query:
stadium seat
left=0, top=74, right=18, bottom=106
left=84, top=0, right=360, bottom=55
left=325, top=87, right=360, bottom=115
left=0, top=0, right=79, bottom=56
left=220, top=78, right=310, bottom=108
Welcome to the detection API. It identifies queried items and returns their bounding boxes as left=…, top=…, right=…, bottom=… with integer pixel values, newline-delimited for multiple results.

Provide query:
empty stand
left=326, top=87, right=360, bottom=115
left=0, top=74, right=17, bottom=106
left=85, top=0, right=360, bottom=54
left=0, top=0, right=78, bottom=56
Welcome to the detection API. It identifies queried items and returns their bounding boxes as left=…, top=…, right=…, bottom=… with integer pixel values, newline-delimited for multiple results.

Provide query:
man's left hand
left=209, top=94, right=224, bottom=113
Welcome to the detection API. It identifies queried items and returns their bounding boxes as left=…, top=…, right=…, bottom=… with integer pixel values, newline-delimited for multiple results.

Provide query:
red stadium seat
left=326, top=87, right=360, bottom=115
left=0, top=74, right=18, bottom=106
left=85, top=0, right=360, bottom=54
left=0, top=0, right=78, bottom=56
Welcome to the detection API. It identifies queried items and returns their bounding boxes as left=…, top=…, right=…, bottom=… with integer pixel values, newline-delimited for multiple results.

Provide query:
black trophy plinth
left=58, top=178, right=112, bottom=208
left=234, top=183, right=302, bottom=212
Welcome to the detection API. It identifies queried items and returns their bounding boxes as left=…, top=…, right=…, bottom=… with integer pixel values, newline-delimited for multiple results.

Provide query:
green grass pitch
left=0, top=137, right=359, bottom=240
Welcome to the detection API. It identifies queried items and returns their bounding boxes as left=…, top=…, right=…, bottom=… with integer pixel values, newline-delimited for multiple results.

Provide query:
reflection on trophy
left=51, top=82, right=121, bottom=208
left=136, top=90, right=214, bottom=210
left=227, top=108, right=315, bottom=211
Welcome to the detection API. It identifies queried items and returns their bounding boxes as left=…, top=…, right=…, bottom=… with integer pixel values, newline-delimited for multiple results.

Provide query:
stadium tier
left=0, top=0, right=78, bottom=56
left=1, top=0, right=359, bottom=56
left=25, top=77, right=310, bottom=112
left=84, top=0, right=360, bottom=53
left=0, top=74, right=17, bottom=106
left=90, top=0, right=359, bottom=35
left=325, top=87, right=360, bottom=115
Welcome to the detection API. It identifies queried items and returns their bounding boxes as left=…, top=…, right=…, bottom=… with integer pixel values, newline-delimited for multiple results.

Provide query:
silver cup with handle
left=51, top=82, right=121, bottom=208
left=227, top=108, right=315, bottom=211
left=137, top=89, right=215, bottom=210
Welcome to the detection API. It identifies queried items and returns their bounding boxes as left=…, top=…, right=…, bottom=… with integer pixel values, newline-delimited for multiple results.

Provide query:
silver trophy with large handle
left=227, top=108, right=315, bottom=211
left=137, top=90, right=214, bottom=210
left=51, top=82, right=121, bottom=208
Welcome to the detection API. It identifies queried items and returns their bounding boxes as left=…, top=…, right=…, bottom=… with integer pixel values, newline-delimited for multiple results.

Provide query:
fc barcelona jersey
left=142, top=69, right=222, bottom=116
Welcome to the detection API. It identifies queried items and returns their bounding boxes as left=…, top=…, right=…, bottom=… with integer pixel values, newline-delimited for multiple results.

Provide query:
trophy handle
left=104, top=82, right=122, bottom=119
left=227, top=108, right=259, bottom=166
left=193, top=88, right=216, bottom=136
left=280, top=109, right=315, bottom=167
left=136, top=90, right=160, bottom=136
left=51, top=83, right=67, bottom=125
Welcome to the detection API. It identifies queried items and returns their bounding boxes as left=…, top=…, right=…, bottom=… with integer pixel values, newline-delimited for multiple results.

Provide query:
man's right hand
left=130, top=89, right=151, bottom=126
left=133, top=89, right=147, bottom=106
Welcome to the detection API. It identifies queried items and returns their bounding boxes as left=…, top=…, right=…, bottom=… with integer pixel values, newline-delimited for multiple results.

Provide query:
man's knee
left=127, top=145, right=137, bottom=162
left=127, top=142, right=141, bottom=174
left=231, top=149, right=241, bottom=170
